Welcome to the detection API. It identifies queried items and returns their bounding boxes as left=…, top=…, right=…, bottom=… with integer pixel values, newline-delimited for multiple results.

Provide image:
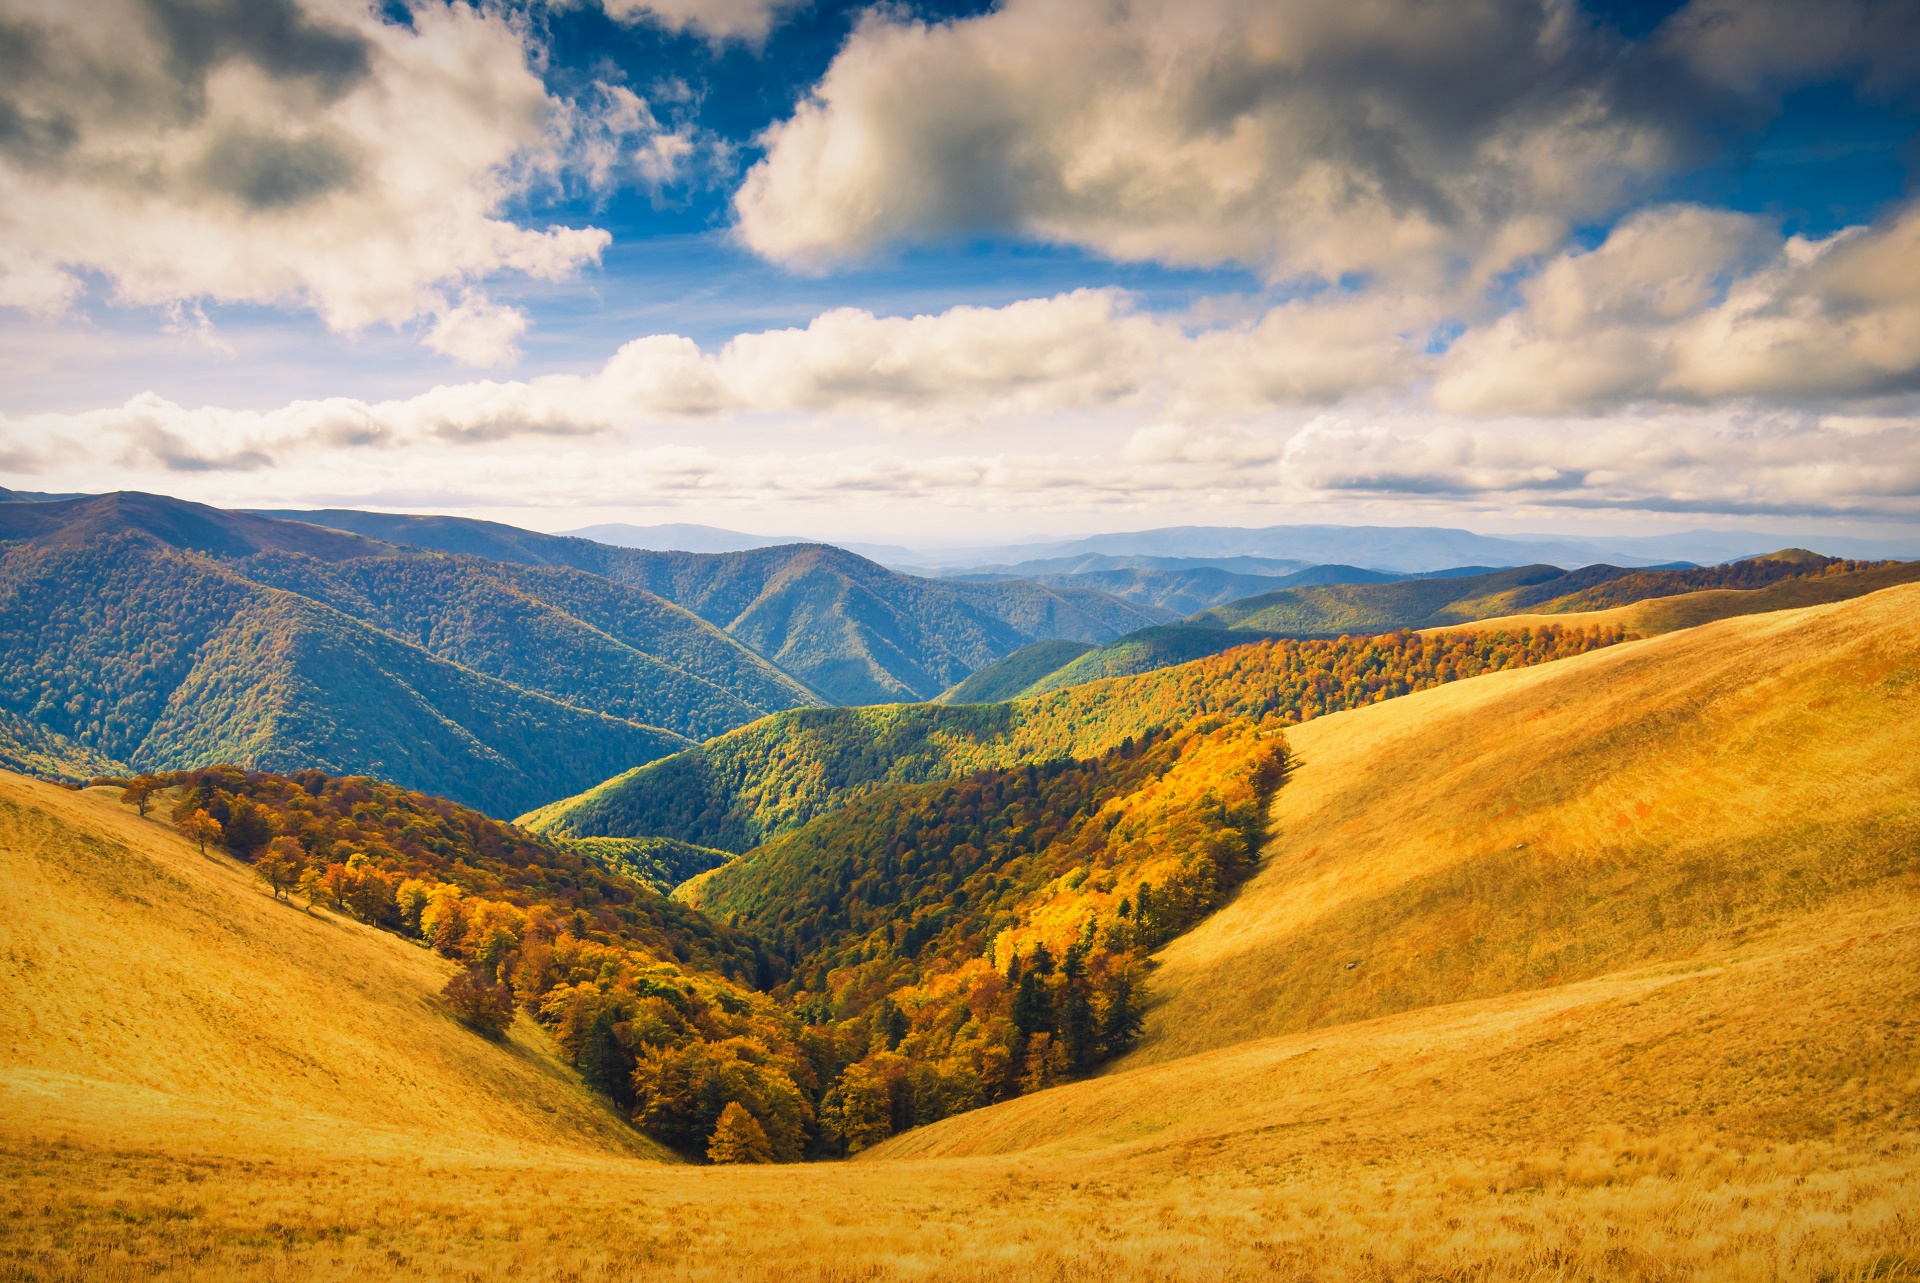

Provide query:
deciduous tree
left=177, top=808, right=221, bottom=855
left=706, top=1101, right=773, bottom=1164
left=255, top=836, right=302, bottom=901
left=443, top=965, right=515, bottom=1038
left=120, top=773, right=165, bottom=817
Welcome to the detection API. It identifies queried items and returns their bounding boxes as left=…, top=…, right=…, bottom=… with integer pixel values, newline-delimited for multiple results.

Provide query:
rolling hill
left=868, top=581, right=1920, bottom=1162
left=0, top=771, right=658, bottom=1162
left=267, top=508, right=1169, bottom=704
left=949, top=561, right=1424, bottom=617
left=937, top=639, right=1096, bottom=703
left=521, top=622, right=1630, bottom=851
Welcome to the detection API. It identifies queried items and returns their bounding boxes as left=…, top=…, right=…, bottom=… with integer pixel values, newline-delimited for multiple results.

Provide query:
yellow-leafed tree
left=707, top=1101, right=773, bottom=1164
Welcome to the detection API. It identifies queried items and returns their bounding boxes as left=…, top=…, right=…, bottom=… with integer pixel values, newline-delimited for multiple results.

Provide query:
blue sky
left=1, top=0, right=1917, bottom=542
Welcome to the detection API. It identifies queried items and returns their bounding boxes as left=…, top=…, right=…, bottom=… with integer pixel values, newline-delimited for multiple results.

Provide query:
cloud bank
left=6, top=277, right=1917, bottom=519
left=0, top=0, right=634, bottom=362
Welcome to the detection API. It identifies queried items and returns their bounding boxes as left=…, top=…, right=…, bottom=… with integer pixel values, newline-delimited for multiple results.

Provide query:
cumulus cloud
left=598, top=0, right=802, bottom=42
left=427, top=293, right=530, bottom=368
left=734, top=0, right=1695, bottom=288
left=0, top=0, right=612, bottom=352
left=1434, top=201, right=1920, bottom=414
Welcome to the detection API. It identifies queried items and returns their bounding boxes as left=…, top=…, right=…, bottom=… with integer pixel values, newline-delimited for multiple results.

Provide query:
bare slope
left=0, top=774, right=658, bottom=1162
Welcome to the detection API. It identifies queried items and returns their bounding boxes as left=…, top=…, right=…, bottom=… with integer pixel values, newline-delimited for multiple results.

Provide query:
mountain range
left=257, top=507, right=1170, bottom=704
left=0, top=493, right=1164, bottom=812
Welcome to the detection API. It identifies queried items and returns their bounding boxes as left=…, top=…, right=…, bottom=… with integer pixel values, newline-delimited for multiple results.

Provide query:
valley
left=3, top=579, right=1916, bottom=1278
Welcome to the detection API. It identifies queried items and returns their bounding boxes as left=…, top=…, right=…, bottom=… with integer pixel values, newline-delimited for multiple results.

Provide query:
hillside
left=556, top=834, right=736, bottom=893
left=1195, top=549, right=1882, bottom=634
left=938, top=639, right=1096, bottom=703
left=523, top=623, right=1629, bottom=851
left=271, top=508, right=1166, bottom=704
left=234, top=551, right=817, bottom=739
left=0, top=707, right=124, bottom=781
left=1135, top=578, right=1920, bottom=1065
left=670, top=717, right=1289, bottom=1149
left=0, top=771, right=658, bottom=1160
left=0, top=531, right=692, bottom=817
left=867, top=583, right=1920, bottom=1164
left=995, top=562, right=1408, bottom=616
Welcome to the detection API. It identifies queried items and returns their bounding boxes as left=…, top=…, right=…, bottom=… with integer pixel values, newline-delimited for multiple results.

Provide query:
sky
left=1, top=0, right=1917, bottom=544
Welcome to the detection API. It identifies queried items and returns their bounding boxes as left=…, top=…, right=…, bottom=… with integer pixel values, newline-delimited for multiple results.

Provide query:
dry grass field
left=4, top=583, right=1919, bottom=1281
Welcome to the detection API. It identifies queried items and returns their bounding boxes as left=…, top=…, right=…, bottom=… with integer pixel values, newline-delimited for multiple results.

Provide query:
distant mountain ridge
left=267, top=508, right=1170, bottom=704
left=1020, top=551, right=1914, bottom=696
left=895, top=523, right=1920, bottom=573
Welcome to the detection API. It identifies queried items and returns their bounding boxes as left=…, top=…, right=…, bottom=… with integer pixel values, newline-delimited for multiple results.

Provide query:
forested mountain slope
left=0, top=493, right=849, bottom=811
left=233, top=551, right=816, bottom=739
left=522, top=623, right=1630, bottom=851
left=271, top=508, right=1167, bottom=704
left=979, top=562, right=1409, bottom=615
left=0, top=530, right=688, bottom=816
left=938, top=640, right=1096, bottom=703
left=1194, top=550, right=1870, bottom=634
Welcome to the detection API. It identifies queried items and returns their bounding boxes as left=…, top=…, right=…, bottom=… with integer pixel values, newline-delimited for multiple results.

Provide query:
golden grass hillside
left=5, top=587, right=1919, bottom=1280
left=0, top=775, right=658, bottom=1163
left=1115, top=577, right=1920, bottom=1066
left=1428, top=555, right=1920, bottom=639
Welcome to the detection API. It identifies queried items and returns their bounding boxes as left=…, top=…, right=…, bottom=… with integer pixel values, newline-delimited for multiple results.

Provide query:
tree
left=120, top=774, right=165, bottom=818
left=255, top=836, right=303, bottom=901
left=822, top=1062, right=894, bottom=1155
left=296, top=865, right=333, bottom=915
left=706, top=1101, right=773, bottom=1165
left=221, top=794, right=276, bottom=858
left=177, top=808, right=221, bottom=855
left=443, top=965, right=515, bottom=1038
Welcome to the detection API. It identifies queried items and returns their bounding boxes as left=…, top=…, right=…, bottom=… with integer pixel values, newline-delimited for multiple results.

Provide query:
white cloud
left=427, top=293, right=530, bottom=368
left=0, top=0, right=611, bottom=350
left=597, top=0, right=801, bottom=42
left=1435, top=202, right=1920, bottom=414
left=733, top=0, right=1684, bottom=289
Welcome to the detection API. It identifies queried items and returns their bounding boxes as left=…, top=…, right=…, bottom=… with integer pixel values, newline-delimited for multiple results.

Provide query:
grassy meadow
left=4, top=584, right=1919, bottom=1280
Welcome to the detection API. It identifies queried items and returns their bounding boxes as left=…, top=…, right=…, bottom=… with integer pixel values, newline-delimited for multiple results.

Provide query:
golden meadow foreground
left=4, top=585, right=1920, bottom=1280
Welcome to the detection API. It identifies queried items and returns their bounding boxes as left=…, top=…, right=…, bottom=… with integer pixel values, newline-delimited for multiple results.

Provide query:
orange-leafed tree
left=120, top=773, right=166, bottom=818
left=177, top=808, right=221, bottom=855
left=707, top=1101, right=774, bottom=1165
left=255, top=835, right=304, bottom=901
